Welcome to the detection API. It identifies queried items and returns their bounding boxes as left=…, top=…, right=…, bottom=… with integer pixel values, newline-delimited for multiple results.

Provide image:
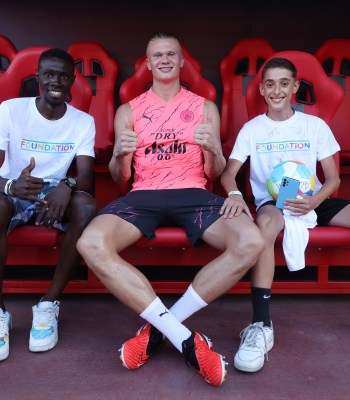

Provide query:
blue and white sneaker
left=0, top=308, right=11, bottom=361
left=29, top=300, right=60, bottom=352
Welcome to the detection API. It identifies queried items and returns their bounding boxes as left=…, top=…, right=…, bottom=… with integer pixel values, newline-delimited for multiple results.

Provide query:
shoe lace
left=239, top=323, right=269, bottom=361
left=0, top=313, right=8, bottom=337
left=33, top=307, right=54, bottom=329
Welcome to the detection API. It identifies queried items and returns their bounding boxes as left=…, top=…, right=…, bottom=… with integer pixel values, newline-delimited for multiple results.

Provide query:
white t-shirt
left=0, top=97, right=95, bottom=182
left=229, top=111, right=340, bottom=209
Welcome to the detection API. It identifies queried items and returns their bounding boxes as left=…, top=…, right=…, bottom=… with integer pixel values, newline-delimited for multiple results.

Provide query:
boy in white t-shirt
left=0, top=48, right=96, bottom=361
left=220, top=57, right=350, bottom=373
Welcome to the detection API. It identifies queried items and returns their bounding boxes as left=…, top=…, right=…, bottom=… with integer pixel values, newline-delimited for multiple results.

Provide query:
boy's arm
left=313, top=155, right=340, bottom=205
left=220, top=158, right=253, bottom=219
left=284, top=155, right=341, bottom=215
left=109, top=104, right=136, bottom=185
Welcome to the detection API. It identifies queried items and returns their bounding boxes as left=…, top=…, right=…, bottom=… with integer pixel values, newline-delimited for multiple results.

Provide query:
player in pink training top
left=77, top=33, right=265, bottom=386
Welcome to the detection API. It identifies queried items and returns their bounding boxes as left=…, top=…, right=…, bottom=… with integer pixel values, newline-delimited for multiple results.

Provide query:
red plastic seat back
left=119, top=50, right=216, bottom=194
left=246, top=51, right=343, bottom=124
left=245, top=50, right=344, bottom=200
left=315, top=39, right=350, bottom=165
left=119, top=55, right=216, bottom=104
left=220, top=38, right=275, bottom=158
left=68, top=41, right=118, bottom=163
left=0, top=34, right=17, bottom=73
left=0, top=46, right=92, bottom=113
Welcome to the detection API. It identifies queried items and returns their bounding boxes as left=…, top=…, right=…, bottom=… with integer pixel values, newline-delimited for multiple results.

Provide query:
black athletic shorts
left=259, top=197, right=350, bottom=226
left=98, top=188, right=225, bottom=246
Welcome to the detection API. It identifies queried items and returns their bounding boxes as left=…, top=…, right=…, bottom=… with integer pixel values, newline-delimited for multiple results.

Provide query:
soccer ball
left=267, top=160, right=316, bottom=200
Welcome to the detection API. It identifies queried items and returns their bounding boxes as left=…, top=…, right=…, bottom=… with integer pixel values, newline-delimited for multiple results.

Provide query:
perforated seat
left=0, top=34, right=17, bottom=73
left=220, top=38, right=275, bottom=158
left=68, top=41, right=118, bottom=162
left=246, top=50, right=343, bottom=124
left=134, top=44, right=202, bottom=72
left=1, top=48, right=92, bottom=271
left=119, top=53, right=216, bottom=104
left=315, top=39, right=350, bottom=169
left=245, top=50, right=344, bottom=201
left=0, top=46, right=92, bottom=112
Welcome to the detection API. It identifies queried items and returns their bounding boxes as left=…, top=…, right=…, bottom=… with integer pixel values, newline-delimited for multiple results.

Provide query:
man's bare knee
left=77, top=228, right=107, bottom=270
left=231, top=226, right=265, bottom=268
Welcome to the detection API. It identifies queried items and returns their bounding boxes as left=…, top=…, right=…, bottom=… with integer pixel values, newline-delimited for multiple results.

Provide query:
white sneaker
left=29, top=300, right=60, bottom=352
left=0, top=308, right=11, bottom=361
left=234, top=322, right=274, bottom=372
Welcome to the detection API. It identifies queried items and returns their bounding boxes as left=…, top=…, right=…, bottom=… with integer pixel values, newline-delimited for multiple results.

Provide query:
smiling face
left=259, top=67, right=300, bottom=120
left=146, top=37, right=184, bottom=83
left=36, top=57, right=75, bottom=105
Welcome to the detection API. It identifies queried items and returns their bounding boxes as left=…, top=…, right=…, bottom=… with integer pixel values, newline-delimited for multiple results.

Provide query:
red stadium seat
left=119, top=49, right=216, bottom=195
left=2, top=48, right=93, bottom=295
left=0, top=46, right=92, bottom=112
left=245, top=50, right=344, bottom=200
left=68, top=41, right=118, bottom=163
left=246, top=50, right=343, bottom=124
left=134, top=43, right=202, bottom=72
left=220, top=38, right=275, bottom=158
left=315, top=38, right=350, bottom=170
left=119, top=53, right=216, bottom=104
left=0, top=34, right=17, bottom=73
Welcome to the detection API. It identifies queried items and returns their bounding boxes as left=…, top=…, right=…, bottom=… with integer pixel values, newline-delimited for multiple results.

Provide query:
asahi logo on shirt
left=145, top=139, right=187, bottom=160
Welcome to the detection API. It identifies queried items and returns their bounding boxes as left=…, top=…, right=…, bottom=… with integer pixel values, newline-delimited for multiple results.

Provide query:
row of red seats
left=2, top=35, right=350, bottom=295
left=1, top=35, right=350, bottom=170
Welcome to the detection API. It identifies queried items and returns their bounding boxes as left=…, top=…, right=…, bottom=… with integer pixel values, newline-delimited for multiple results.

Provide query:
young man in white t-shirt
left=220, top=57, right=350, bottom=373
left=0, top=48, right=96, bottom=361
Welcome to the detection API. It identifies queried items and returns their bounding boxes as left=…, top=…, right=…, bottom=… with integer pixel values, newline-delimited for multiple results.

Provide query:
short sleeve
left=229, top=124, right=250, bottom=164
left=0, top=102, right=10, bottom=151
left=76, top=116, right=96, bottom=158
left=316, top=118, right=340, bottom=161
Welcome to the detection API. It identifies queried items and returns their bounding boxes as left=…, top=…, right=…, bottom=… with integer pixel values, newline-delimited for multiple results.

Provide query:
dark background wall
left=1, top=0, right=350, bottom=106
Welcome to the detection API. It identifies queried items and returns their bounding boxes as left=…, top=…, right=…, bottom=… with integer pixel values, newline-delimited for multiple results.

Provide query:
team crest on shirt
left=180, top=110, right=194, bottom=122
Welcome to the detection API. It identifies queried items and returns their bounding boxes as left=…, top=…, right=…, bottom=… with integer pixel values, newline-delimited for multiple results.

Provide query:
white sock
left=169, top=284, right=208, bottom=322
left=140, top=297, right=191, bottom=352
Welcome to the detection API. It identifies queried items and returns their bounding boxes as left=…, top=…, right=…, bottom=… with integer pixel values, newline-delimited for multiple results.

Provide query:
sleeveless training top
left=129, top=87, right=207, bottom=191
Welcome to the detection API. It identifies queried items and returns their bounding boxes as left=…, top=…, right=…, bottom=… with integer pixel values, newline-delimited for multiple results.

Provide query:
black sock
left=251, top=287, right=271, bottom=327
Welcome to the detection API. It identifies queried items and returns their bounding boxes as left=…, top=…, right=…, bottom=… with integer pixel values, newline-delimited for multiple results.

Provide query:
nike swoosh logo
left=263, top=295, right=271, bottom=299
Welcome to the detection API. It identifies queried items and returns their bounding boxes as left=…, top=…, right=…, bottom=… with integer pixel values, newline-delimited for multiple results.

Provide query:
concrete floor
left=2, top=293, right=350, bottom=400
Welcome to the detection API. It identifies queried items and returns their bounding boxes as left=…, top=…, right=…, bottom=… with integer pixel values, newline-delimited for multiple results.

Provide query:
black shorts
left=259, top=197, right=350, bottom=226
left=98, top=188, right=225, bottom=246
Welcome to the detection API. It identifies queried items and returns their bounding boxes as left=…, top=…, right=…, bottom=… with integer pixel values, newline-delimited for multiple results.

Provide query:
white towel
left=282, top=208, right=317, bottom=272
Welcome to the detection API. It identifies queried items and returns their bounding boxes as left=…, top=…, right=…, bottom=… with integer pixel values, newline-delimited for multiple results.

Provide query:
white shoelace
left=0, top=312, right=9, bottom=337
left=239, top=323, right=269, bottom=361
left=33, top=307, right=55, bottom=329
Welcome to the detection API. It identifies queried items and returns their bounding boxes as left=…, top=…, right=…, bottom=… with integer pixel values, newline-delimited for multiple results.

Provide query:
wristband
left=228, top=190, right=242, bottom=196
left=4, top=179, right=14, bottom=195
left=8, top=179, right=16, bottom=196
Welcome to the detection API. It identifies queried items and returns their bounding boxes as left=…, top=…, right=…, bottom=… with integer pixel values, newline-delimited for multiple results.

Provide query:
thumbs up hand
left=11, top=157, right=45, bottom=202
left=23, top=157, right=36, bottom=176
left=115, top=116, right=138, bottom=158
left=194, top=111, right=220, bottom=152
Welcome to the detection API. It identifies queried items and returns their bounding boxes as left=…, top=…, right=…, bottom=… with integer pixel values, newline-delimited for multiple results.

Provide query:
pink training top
left=129, top=87, right=207, bottom=191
